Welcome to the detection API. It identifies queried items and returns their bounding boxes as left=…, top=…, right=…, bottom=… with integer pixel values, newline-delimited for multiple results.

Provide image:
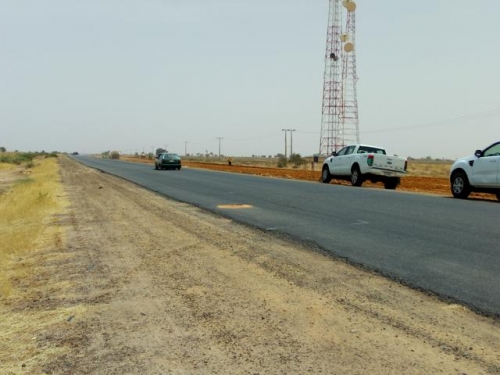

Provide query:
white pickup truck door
left=328, top=146, right=348, bottom=174
left=471, top=158, right=497, bottom=186
left=471, top=143, right=500, bottom=186
left=340, top=146, right=356, bottom=174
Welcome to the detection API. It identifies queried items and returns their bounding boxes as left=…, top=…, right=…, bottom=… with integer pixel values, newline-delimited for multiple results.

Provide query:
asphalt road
left=72, top=156, right=500, bottom=316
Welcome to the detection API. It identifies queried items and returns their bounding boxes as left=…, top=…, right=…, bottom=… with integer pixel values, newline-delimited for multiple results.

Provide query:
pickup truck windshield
left=357, top=146, right=386, bottom=155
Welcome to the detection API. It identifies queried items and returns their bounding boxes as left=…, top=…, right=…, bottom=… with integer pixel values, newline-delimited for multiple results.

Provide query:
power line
left=364, top=108, right=500, bottom=134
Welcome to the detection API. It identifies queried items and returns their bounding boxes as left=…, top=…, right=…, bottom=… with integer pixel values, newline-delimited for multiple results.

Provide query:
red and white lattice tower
left=319, top=0, right=360, bottom=156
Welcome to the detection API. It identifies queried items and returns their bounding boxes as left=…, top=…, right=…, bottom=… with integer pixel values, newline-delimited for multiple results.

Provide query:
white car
left=450, top=141, right=500, bottom=201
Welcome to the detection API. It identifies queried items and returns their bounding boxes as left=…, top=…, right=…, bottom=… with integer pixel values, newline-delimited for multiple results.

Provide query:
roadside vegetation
left=0, top=151, right=58, bottom=165
left=0, top=154, right=74, bottom=372
left=406, top=158, right=452, bottom=177
left=0, top=154, right=64, bottom=294
left=101, top=150, right=121, bottom=159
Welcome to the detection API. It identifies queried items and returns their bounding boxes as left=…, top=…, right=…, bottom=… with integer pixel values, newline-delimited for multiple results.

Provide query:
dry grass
left=0, top=159, right=61, bottom=284
left=0, top=305, right=87, bottom=373
left=406, top=159, right=452, bottom=178
left=0, top=156, right=78, bottom=373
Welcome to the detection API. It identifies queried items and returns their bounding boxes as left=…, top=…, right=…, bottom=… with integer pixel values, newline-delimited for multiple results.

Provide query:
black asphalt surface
left=72, top=156, right=500, bottom=316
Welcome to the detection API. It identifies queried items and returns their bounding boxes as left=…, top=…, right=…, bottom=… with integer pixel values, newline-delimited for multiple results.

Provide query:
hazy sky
left=1, top=1, right=499, bottom=159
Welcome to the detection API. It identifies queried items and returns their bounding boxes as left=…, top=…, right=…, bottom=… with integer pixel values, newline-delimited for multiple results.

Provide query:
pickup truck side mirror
left=474, top=150, right=483, bottom=157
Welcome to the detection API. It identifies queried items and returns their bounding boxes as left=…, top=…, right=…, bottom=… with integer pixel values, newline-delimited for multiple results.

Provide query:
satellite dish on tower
left=346, top=2, right=357, bottom=12
left=342, top=0, right=351, bottom=7
left=344, top=42, right=354, bottom=52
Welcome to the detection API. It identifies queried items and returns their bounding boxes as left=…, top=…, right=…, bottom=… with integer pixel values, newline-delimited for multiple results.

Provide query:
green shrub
left=0, top=152, right=36, bottom=165
left=156, top=148, right=166, bottom=155
left=290, top=154, right=306, bottom=168
left=277, top=156, right=288, bottom=168
left=16, top=153, right=36, bottom=164
left=110, top=151, right=120, bottom=160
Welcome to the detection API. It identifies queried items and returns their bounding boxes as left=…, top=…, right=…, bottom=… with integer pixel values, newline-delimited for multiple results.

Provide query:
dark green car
left=154, top=153, right=182, bottom=170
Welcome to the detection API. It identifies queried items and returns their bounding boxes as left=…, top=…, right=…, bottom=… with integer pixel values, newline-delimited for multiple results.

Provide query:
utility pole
left=282, top=129, right=288, bottom=159
left=184, top=141, right=188, bottom=156
left=216, top=137, right=223, bottom=158
left=282, top=129, right=295, bottom=160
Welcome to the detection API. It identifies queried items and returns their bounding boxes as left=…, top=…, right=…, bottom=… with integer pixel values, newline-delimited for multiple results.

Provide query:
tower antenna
left=319, top=0, right=360, bottom=156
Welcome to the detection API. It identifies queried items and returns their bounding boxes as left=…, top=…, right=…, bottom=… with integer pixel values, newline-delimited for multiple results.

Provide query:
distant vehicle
left=449, top=141, right=500, bottom=201
left=72, top=152, right=79, bottom=155
left=154, top=153, right=181, bottom=170
left=321, top=144, right=407, bottom=189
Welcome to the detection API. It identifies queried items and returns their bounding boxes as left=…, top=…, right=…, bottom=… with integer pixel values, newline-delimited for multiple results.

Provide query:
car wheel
left=351, top=166, right=363, bottom=187
left=177, top=167, right=181, bottom=170
left=154, top=164, right=158, bottom=170
left=451, top=171, right=471, bottom=199
left=384, top=178, right=400, bottom=190
left=321, top=166, right=332, bottom=183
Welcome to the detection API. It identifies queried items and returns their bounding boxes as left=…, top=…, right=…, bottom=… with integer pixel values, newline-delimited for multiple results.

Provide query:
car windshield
left=165, top=154, right=180, bottom=160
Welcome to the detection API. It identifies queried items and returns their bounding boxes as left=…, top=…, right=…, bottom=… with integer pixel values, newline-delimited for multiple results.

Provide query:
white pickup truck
left=449, top=141, right=500, bottom=201
left=321, top=144, right=408, bottom=189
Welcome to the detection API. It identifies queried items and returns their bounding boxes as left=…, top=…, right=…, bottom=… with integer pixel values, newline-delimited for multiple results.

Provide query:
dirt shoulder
left=3, top=155, right=500, bottom=374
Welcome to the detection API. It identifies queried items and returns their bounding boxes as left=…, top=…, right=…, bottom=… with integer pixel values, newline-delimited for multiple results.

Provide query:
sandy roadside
left=4, top=155, right=500, bottom=374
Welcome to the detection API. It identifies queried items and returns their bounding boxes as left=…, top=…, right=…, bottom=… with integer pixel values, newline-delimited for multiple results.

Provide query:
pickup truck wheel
left=321, top=166, right=332, bottom=183
left=384, top=178, right=400, bottom=190
left=154, top=164, right=158, bottom=170
left=350, top=166, right=363, bottom=187
left=451, top=171, right=471, bottom=199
